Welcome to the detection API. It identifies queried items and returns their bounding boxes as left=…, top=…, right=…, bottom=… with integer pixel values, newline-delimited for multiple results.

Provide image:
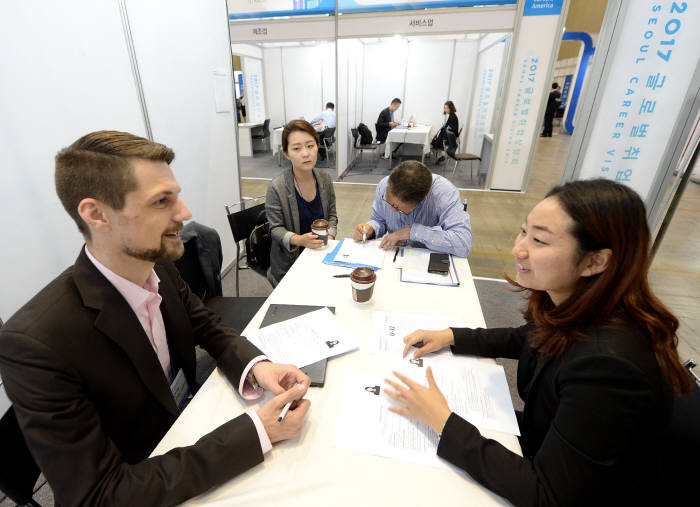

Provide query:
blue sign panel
left=229, top=0, right=335, bottom=20
left=522, top=0, right=563, bottom=16
left=560, top=74, right=573, bottom=106
left=338, top=0, right=516, bottom=15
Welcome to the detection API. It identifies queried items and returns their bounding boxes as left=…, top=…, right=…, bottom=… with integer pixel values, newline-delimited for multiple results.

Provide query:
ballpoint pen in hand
left=278, top=401, right=293, bottom=422
left=392, top=247, right=399, bottom=263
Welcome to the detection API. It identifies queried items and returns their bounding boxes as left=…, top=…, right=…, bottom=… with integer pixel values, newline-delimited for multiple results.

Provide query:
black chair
left=446, top=130, right=480, bottom=180
left=655, top=358, right=700, bottom=504
left=251, top=119, right=271, bottom=153
left=225, top=201, right=270, bottom=297
left=351, top=128, right=378, bottom=167
left=319, top=127, right=336, bottom=168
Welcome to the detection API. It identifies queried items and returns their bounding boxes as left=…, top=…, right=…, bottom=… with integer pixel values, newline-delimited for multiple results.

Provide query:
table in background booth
left=385, top=124, right=433, bottom=166
left=238, top=122, right=264, bottom=157
left=153, top=239, right=521, bottom=506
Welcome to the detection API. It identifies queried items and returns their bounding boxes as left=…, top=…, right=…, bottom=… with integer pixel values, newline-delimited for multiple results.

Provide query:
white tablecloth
left=384, top=124, right=433, bottom=158
left=153, top=240, right=520, bottom=506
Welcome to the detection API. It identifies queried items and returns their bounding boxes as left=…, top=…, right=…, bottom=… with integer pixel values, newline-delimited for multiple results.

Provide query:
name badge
left=170, top=368, right=191, bottom=412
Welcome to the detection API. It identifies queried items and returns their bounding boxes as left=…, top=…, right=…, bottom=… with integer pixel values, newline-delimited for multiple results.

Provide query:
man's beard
left=122, top=228, right=184, bottom=263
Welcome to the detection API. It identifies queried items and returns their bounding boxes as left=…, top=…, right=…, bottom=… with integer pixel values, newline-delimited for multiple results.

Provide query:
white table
left=385, top=124, right=433, bottom=165
left=153, top=240, right=521, bottom=506
left=238, top=122, right=263, bottom=157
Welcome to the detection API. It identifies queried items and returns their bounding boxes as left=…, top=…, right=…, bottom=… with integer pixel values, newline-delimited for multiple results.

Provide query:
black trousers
left=543, top=111, right=555, bottom=136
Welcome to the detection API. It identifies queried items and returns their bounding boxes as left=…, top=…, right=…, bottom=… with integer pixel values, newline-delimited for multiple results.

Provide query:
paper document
left=245, top=308, right=358, bottom=368
left=392, top=354, right=520, bottom=436
left=334, top=357, right=519, bottom=469
left=400, top=251, right=459, bottom=286
left=333, top=238, right=386, bottom=268
left=371, top=311, right=465, bottom=355
left=393, top=247, right=430, bottom=270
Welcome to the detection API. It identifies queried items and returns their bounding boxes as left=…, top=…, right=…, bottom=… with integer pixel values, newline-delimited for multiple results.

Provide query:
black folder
left=259, top=304, right=334, bottom=387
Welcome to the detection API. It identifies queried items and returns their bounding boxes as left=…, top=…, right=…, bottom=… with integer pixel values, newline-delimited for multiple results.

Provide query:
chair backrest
left=445, top=130, right=458, bottom=158
left=262, top=118, right=270, bottom=136
left=351, top=128, right=359, bottom=147
left=0, top=406, right=42, bottom=505
left=225, top=202, right=270, bottom=276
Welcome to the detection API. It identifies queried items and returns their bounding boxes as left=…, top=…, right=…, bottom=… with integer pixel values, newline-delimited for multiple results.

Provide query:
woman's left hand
left=384, top=367, right=452, bottom=435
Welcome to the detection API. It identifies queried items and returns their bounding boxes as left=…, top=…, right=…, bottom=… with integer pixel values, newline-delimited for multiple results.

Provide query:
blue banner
left=338, top=0, right=516, bottom=15
left=522, top=0, right=563, bottom=16
left=560, top=74, right=572, bottom=106
left=228, top=0, right=335, bottom=20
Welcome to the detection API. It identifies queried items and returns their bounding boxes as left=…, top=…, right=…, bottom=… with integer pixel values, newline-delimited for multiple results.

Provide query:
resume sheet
left=245, top=308, right=358, bottom=368
left=334, top=239, right=386, bottom=269
left=334, top=356, right=520, bottom=469
left=371, top=311, right=466, bottom=355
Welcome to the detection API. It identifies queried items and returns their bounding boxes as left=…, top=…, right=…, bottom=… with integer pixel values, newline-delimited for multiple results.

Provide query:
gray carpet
left=0, top=272, right=525, bottom=507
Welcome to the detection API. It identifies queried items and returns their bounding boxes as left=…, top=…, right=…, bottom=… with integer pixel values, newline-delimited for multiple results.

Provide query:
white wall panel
left=0, top=0, right=145, bottom=319
left=127, top=0, right=241, bottom=272
left=404, top=40, right=453, bottom=133
left=320, top=42, right=336, bottom=107
left=282, top=46, right=323, bottom=122
left=263, top=47, right=286, bottom=128
left=361, top=38, right=408, bottom=138
left=449, top=40, right=479, bottom=148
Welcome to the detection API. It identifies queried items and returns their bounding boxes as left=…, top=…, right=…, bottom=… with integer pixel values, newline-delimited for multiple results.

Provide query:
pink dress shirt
left=85, top=247, right=272, bottom=454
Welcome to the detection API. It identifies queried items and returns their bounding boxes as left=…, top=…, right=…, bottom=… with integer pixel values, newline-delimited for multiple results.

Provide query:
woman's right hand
left=402, top=328, right=455, bottom=358
left=292, top=232, right=324, bottom=249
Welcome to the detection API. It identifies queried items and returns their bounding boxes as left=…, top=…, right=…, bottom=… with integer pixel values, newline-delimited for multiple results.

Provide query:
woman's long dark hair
left=515, top=179, right=692, bottom=394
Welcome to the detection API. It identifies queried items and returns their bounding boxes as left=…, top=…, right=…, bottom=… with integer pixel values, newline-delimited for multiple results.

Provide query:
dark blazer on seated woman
left=265, top=167, right=337, bottom=286
left=438, top=323, right=671, bottom=506
left=433, top=113, right=459, bottom=148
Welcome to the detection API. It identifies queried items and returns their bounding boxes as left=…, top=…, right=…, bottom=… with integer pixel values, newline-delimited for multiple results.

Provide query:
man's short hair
left=326, top=102, right=335, bottom=110
left=55, top=131, right=174, bottom=240
left=391, top=98, right=402, bottom=105
left=388, top=161, right=432, bottom=204
left=552, top=82, right=559, bottom=89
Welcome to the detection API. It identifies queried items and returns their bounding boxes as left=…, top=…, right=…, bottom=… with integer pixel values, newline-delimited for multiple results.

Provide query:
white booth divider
left=0, top=0, right=241, bottom=319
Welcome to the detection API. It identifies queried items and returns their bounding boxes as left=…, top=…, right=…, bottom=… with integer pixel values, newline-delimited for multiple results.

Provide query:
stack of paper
left=370, top=311, right=466, bottom=355
left=396, top=247, right=460, bottom=286
left=323, top=238, right=386, bottom=270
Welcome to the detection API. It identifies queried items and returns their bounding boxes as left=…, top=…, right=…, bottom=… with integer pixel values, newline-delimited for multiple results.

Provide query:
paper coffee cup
left=311, top=218, right=330, bottom=246
left=350, top=267, right=376, bottom=303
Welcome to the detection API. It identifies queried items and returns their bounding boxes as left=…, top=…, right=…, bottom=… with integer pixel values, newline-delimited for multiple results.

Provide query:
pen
left=333, top=274, right=351, bottom=278
left=278, top=401, right=293, bottom=422
left=392, top=247, right=399, bottom=263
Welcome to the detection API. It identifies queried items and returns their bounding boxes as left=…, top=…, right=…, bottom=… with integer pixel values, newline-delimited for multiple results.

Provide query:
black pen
left=392, top=247, right=399, bottom=263
left=333, top=274, right=351, bottom=278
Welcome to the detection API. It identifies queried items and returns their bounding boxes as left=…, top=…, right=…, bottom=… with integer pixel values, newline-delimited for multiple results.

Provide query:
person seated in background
left=432, top=101, right=459, bottom=164
left=386, top=179, right=692, bottom=506
left=376, top=98, right=402, bottom=159
left=266, top=120, right=338, bottom=287
left=311, top=102, right=336, bottom=130
left=353, top=160, right=471, bottom=257
left=0, top=130, right=311, bottom=506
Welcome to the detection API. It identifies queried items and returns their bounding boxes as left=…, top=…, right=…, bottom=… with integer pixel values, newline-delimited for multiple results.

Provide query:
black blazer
left=437, top=324, right=671, bottom=506
left=0, top=248, right=265, bottom=506
left=375, top=106, right=393, bottom=143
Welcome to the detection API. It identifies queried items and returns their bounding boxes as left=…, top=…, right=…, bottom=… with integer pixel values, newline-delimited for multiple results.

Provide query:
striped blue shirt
left=367, top=174, right=472, bottom=257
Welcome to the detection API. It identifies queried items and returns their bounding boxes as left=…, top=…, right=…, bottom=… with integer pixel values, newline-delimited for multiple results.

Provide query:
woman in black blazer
left=432, top=100, right=458, bottom=164
left=385, top=179, right=692, bottom=506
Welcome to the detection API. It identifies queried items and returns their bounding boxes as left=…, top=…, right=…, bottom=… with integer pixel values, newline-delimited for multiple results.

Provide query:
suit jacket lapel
left=74, top=249, right=179, bottom=417
left=285, top=169, right=301, bottom=234
left=313, top=168, right=329, bottom=218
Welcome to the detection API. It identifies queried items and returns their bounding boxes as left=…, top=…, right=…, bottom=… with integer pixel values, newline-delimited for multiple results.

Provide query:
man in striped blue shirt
left=353, top=161, right=472, bottom=257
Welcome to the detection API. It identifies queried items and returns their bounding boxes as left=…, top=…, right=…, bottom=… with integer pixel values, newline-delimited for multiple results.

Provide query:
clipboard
left=260, top=304, right=334, bottom=387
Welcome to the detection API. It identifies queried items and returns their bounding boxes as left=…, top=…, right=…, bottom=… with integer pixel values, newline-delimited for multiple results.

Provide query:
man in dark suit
left=541, top=82, right=561, bottom=137
left=0, top=131, right=311, bottom=506
left=375, top=98, right=402, bottom=152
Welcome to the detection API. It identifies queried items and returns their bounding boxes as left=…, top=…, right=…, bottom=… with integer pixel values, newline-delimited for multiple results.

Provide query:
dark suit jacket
left=375, top=107, right=393, bottom=143
left=438, top=324, right=671, bottom=506
left=545, top=89, right=561, bottom=116
left=0, top=248, right=265, bottom=506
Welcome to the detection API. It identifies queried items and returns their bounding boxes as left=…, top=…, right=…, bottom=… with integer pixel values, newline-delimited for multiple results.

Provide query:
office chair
left=251, top=118, right=271, bottom=153
left=351, top=128, right=378, bottom=168
left=654, top=358, right=700, bottom=504
left=319, top=127, right=336, bottom=168
left=445, top=131, right=480, bottom=180
left=224, top=200, right=270, bottom=297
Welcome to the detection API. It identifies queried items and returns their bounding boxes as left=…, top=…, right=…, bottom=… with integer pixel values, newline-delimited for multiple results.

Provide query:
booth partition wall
left=228, top=1, right=570, bottom=190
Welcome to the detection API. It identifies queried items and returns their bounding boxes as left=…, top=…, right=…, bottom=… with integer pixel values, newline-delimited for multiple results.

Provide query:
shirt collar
left=85, top=246, right=161, bottom=310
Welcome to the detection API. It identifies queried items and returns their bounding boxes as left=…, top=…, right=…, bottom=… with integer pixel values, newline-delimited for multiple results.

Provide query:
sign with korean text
left=576, top=1, right=700, bottom=201
left=243, top=57, right=266, bottom=123
left=467, top=40, right=506, bottom=155
left=490, top=0, right=565, bottom=190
